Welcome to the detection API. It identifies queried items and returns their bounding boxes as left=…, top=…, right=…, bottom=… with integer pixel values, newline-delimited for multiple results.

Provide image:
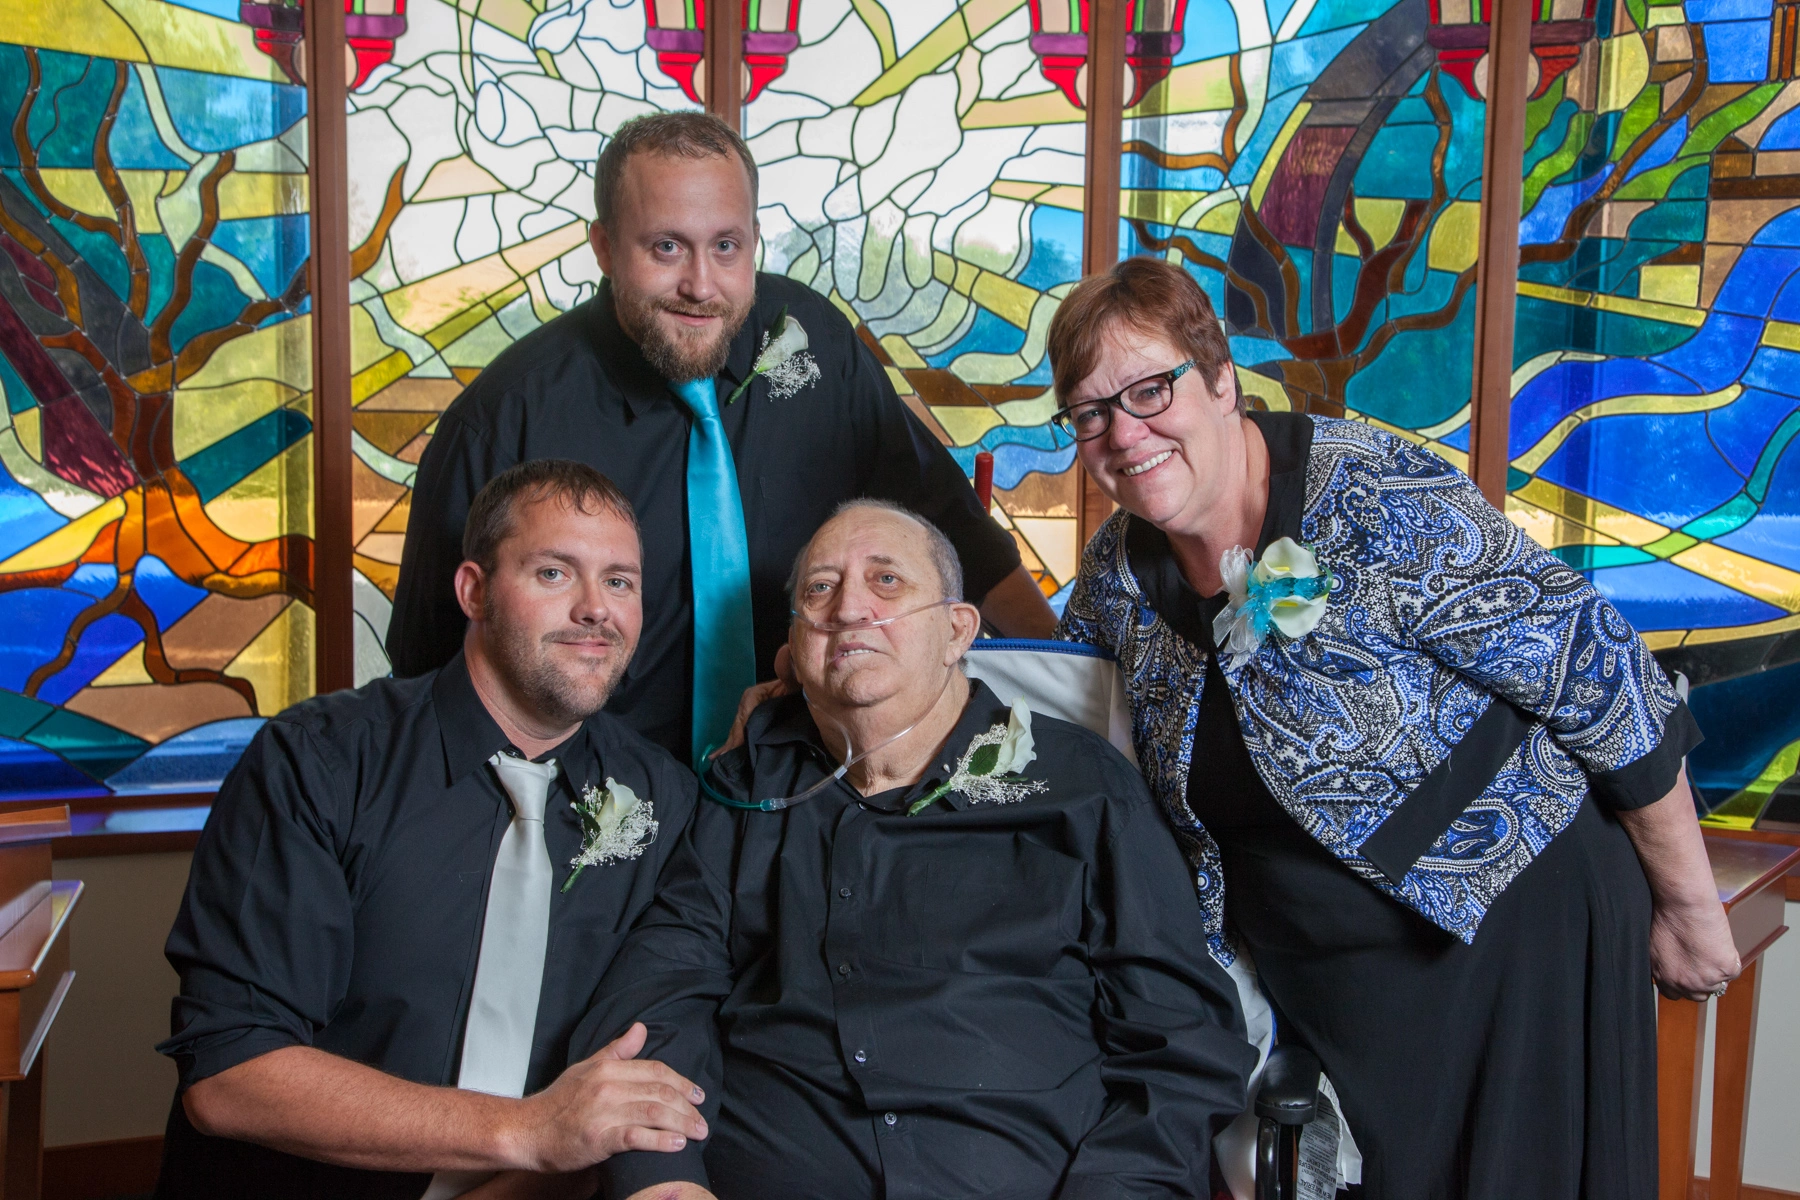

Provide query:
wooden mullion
left=1467, top=0, right=1533, bottom=507
left=305, top=0, right=356, bottom=695
left=1082, top=0, right=1126, bottom=274
left=705, top=0, right=744, bottom=130
left=1077, top=0, right=1128, bottom=557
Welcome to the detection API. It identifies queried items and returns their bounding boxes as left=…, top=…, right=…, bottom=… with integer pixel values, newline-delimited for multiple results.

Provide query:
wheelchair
left=965, top=639, right=1344, bottom=1200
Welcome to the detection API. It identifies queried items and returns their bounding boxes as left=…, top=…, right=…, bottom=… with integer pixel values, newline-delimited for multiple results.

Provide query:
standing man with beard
left=156, top=461, right=706, bottom=1200
left=388, top=112, right=1055, bottom=770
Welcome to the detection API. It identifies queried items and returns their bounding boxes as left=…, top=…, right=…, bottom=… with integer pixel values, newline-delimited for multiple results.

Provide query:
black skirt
left=1191, top=644, right=1657, bottom=1199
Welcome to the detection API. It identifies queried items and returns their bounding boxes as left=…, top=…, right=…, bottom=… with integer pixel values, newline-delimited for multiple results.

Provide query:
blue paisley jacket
left=1058, top=415, right=1685, bottom=961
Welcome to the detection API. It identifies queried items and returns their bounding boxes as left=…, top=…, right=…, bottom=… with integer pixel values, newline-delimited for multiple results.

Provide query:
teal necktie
left=673, top=377, right=757, bottom=768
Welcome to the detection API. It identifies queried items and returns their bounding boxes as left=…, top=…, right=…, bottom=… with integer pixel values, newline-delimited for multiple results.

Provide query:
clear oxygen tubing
left=698, top=598, right=964, bottom=812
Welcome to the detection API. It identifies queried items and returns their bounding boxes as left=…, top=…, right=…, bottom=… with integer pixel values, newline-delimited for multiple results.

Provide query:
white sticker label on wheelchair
left=1297, top=1085, right=1342, bottom=1200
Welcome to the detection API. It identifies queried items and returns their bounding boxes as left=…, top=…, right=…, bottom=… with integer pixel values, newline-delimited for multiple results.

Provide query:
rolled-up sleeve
left=1060, top=778, right=1256, bottom=1199
left=158, top=720, right=355, bottom=1090
left=1387, top=441, right=1693, bottom=799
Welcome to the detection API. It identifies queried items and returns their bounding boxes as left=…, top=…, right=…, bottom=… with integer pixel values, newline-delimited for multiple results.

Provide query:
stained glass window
left=1501, top=1, right=1800, bottom=819
left=7, top=0, right=1791, bottom=809
left=0, top=0, right=313, bottom=800
left=341, top=0, right=698, bottom=684
left=744, top=0, right=1089, bottom=604
left=1121, top=0, right=1488, bottom=457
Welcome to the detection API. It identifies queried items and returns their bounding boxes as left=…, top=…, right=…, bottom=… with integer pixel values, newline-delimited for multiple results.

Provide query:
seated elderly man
left=581, top=499, right=1255, bottom=1200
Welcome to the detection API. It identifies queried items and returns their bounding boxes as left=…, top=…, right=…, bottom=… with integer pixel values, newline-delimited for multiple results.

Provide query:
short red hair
left=1047, top=257, right=1238, bottom=413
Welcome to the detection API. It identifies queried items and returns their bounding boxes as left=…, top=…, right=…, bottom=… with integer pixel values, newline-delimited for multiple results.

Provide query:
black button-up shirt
left=388, top=275, right=1022, bottom=759
left=155, top=653, right=697, bottom=1200
left=583, top=680, right=1255, bottom=1200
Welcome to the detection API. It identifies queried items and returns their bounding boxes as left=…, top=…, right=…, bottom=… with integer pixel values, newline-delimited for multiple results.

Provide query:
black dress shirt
left=582, top=679, right=1255, bottom=1200
left=154, top=653, right=697, bottom=1200
left=388, top=275, right=1022, bottom=759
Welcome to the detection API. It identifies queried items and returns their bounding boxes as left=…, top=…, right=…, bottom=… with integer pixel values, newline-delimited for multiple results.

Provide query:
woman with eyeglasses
left=1049, top=257, right=1737, bottom=1199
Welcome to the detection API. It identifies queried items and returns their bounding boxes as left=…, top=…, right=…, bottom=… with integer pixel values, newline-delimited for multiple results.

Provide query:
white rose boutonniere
left=907, top=699, right=1049, bottom=816
left=1213, top=536, right=1333, bottom=670
left=563, top=777, right=659, bottom=892
left=726, top=305, right=821, bottom=404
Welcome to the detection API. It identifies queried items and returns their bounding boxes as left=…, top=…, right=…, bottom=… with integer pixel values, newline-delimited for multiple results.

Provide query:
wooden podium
left=0, top=807, right=80, bottom=1200
left=1658, top=834, right=1800, bottom=1200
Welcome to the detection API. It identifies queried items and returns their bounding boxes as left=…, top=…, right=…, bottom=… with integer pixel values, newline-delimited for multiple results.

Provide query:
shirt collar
left=735, top=677, right=1014, bottom=814
left=432, top=651, right=601, bottom=791
left=592, top=277, right=780, bottom=418
left=432, top=650, right=514, bottom=785
left=1245, top=408, right=1313, bottom=549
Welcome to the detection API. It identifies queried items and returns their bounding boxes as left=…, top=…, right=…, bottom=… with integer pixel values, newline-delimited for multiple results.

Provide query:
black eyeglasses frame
left=1050, top=359, right=1197, bottom=443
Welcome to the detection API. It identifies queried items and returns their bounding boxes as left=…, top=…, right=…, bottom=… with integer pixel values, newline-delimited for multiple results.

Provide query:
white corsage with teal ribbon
left=1213, top=537, right=1333, bottom=670
left=563, top=778, right=658, bottom=892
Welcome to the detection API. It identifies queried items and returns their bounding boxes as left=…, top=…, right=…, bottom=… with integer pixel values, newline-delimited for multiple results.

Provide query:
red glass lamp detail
left=1028, top=0, right=1189, bottom=110
left=1426, top=0, right=1597, bottom=100
left=240, top=0, right=407, bottom=90
left=645, top=0, right=802, bottom=104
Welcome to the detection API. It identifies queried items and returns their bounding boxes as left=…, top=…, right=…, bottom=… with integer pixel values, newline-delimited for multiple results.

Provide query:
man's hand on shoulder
left=624, top=1186, right=717, bottom=1200
left=506, top=1022, right=708, bottom=1172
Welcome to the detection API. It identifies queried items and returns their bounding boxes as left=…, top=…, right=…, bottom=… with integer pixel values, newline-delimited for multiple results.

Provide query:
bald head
left=787, top=502, right=980, bottom=715
left=789, top=500, right=962, bottom=607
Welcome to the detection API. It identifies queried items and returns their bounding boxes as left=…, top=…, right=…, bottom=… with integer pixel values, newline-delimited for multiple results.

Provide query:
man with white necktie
left=155, top=460, right=706, bottom=1200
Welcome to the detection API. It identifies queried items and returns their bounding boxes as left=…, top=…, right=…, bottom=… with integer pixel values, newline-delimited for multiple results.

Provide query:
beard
left=487, top=615, right=632, bottom=728
left=612, top=283, right=755, bottom=382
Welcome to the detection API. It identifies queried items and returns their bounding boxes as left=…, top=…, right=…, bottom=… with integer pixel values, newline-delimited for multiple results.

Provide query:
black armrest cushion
left=1255, top=1044, right=1322, bottom=1126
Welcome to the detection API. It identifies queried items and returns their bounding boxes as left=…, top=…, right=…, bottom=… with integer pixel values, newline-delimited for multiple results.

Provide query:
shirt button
left=839, top=887, right=852, bottom=899
left=837, top=963, right=851, bottom=976
left=884, top=1112, right=898, bottom=1127
left=854, top=1050, right=867, bottom=1063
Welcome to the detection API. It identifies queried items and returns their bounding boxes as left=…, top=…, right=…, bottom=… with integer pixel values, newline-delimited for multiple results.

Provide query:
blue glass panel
left=0, top=471, right=66, bottom=563
left=1509, top=356, right=1699, bottom=454
left=1268, top=28, right=1365, bottom=94
left=105, top=716, right=264, bottom=794
left=1539, top=412, right=1746, bottom=526
left=1704, top=19, right=1773, bottom=82
left=1760, top=108, right=1800, bottom=150
left=1648, top=312, right=1764, bottom=392
left=134, top=555, right=209, bottom=631
left=1519, top=168, right=1613, bottom=244
left=1622, top=123, right=1686, bottom=183
left=1585, top=560, right=1783, bottom=630
left=211, top=215, right=310, bottom=298
left=0, top=590, right=93, bottom=694
left=109, top=70, right=189, bottom=170
left=180, top=407, right=313, bottom=504
left=64, top=565, right=118, bottom=600
left=1706, top=387, right=1800, bottom=476
left=156, top=66, right=306, bottom=153
left=1710, top=246, right=1800, bottom=317
left=1688, top=0, right=1774, bottom=19
left=1717, top=436, right=1800, bottom=569
left=1017, top=206, right=1083, bottom=292
left=1686, top=660, right=1800, bottom=799
left=36, top=612, right=141, bottom=706
left=925, top=306, right=1028, bottom=366
left=0, top=734, right=99, bottom=797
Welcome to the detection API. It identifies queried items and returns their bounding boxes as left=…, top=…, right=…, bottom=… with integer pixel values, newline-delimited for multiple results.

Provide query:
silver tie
left=421, top=752, right=557, bottom=1200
